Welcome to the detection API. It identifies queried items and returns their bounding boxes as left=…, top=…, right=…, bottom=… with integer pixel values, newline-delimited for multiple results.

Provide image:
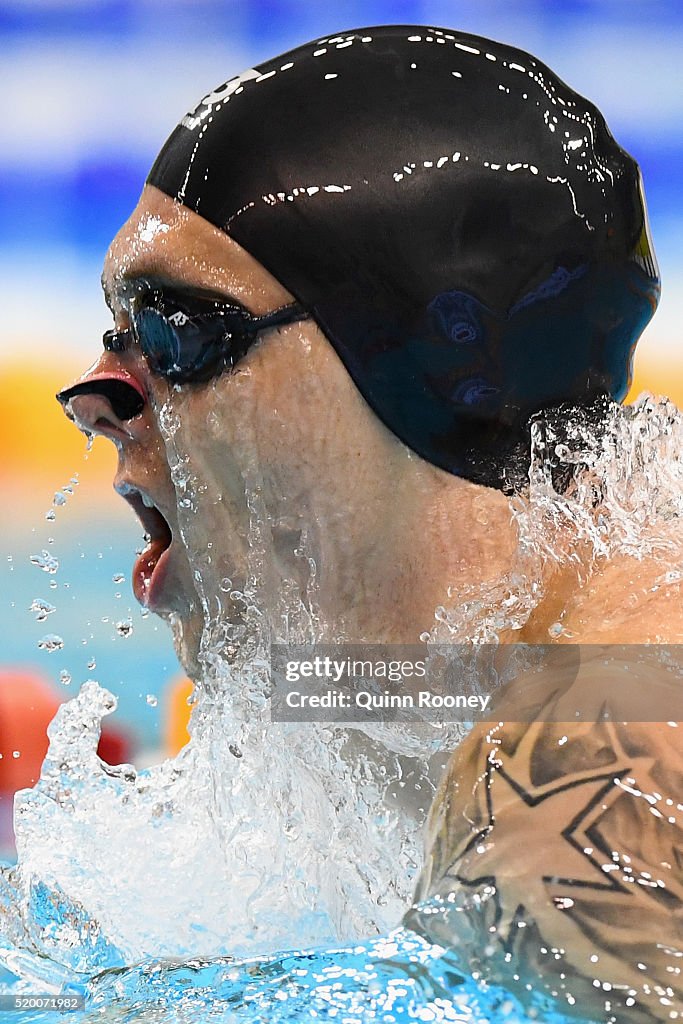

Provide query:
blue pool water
left=18, top=928, right=589, bottom=1024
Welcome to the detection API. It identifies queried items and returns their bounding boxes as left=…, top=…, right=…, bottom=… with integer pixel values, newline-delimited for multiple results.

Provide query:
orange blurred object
left=0, top=669, right=60, bottom=790
left=627, top=356, right=683, bottom=408
left=0, top=361, right=116, bottom=507
left=165, top=676, right=194, bottom=755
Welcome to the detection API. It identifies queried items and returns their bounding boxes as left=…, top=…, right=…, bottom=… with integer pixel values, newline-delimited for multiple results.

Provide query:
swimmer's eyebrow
left=102, top=272, right=251, bottom=314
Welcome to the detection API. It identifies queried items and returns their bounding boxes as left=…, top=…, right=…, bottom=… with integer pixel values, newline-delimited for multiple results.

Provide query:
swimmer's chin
left=169, top=611, right=204, bottom=683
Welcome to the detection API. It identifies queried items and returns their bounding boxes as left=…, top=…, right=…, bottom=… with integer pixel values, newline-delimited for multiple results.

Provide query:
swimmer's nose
left=57, top=374, right=147, bottom=439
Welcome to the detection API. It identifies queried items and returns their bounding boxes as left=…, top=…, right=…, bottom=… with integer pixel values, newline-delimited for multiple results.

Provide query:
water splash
left=0, top=376, right=446, bottom=992
left=1, top=393, right=681, bottom=1023
left=80, top=928, right=579, bottom=1024
left=29, top=552, right=59, bottom=575
left=36, top=634, right=64, bottom=653
left=44, top=477, right=80, bottom=523
left=29, top=598, right=56, bottom=623
left=426, top=395, right=683, bottom=644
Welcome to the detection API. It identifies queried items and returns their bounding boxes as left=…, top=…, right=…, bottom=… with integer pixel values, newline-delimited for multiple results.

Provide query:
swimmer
left=57, top=26, right=681, bottom=1021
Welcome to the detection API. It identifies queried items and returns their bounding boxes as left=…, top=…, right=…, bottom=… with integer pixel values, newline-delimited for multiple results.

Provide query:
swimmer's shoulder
left=558, top=554, right=683, bottom=643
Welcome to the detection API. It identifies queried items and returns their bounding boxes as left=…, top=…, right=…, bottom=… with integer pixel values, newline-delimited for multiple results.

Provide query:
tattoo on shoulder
left=412, top=714, right=683, bottom=1022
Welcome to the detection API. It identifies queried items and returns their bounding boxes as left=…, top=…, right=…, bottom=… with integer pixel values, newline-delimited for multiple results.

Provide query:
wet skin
left=62, top=185, right=523, bottom=677
left=60, top=184, right=683, bottom=1020
left=415, top=648, right=683, bottom=1023
left=63, top=187, right=682, bottom=672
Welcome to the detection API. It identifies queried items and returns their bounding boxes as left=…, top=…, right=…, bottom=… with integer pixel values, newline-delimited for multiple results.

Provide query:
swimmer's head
left=57, top=25, right=661, bottom=669
left=147, top=25, right=660, bottom=491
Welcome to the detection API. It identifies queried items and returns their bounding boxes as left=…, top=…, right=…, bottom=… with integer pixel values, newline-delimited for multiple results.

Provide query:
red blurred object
left=0, top=669, right=60, bottom=790
left=0, top=669, right=133, bottom=781
left=97, top=725, right=132, bottom=765
left=0, top=669, right=134, bottom=855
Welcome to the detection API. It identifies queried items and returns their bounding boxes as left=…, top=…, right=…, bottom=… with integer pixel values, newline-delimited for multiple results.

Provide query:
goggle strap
left=249, top=302, right=311, bottom=335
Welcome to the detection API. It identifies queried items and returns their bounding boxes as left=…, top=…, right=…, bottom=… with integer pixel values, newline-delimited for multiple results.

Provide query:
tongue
left=133, top=539, right=169, bottom=607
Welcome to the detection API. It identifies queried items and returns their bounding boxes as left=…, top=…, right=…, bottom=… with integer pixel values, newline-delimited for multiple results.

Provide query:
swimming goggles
left=103, top=286, right=311, bottom=385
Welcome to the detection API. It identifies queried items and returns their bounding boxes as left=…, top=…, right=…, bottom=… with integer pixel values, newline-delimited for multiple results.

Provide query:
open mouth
left=118, top=487, right=174, bottom=609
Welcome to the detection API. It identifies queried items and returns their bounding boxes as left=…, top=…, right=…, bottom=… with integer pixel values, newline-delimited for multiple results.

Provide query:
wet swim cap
left=148, top=26, right=660, bottom=491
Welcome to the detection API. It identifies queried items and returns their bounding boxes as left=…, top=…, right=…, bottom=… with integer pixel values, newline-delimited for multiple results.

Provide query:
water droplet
left=116, top=619, right=133, bottom=638
left=12, top=751, right=20, bottom=759
left=49, top=580, right=58, bottom=590
left=146, top=693, right=158, bottom=707
left=85, top=433, right=94, bottom=452
left=38, top=633, right=64, bottom=653
left=112, top=573, right=125, bottom=584
left=45, top=509, right=56, bottom=522
left=548, top=621, right=564, bottom=638
left=87, top=658, right=96, bottom=670
left=30, top=598, right=56, bottom=622
left=219, top=577, right=233, bottom=593
left=59, top=669, right=72, bottom=686
left=159, top=405, right=180, bottom=436
left=53, top=491, right=67, bottom=507
left=30, top=550, right=59, bottom=574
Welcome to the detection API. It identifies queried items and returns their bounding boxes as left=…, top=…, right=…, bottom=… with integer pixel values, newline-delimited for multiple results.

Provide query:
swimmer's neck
left=307, top=464, right=683, bottom=645
left=309, top=470, right=521, bottom=643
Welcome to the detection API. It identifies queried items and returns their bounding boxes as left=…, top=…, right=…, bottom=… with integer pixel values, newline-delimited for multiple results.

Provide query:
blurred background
left=0, top=0, right=681, bottom=855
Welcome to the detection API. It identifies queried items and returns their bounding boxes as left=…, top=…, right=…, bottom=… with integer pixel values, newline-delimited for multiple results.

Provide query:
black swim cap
left=148, top=25, right=659, bottom=491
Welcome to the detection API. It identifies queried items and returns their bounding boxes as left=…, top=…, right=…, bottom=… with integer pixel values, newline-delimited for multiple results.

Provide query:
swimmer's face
left=60, top=185, right=403, bottom=678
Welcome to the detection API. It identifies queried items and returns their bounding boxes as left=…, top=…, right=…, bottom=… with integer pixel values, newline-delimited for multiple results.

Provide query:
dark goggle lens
left=121, top=293, right=308, bottom=383
left=133, top=307, right=183, bottom=375
left=132, top=304, right=249, bottom=382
